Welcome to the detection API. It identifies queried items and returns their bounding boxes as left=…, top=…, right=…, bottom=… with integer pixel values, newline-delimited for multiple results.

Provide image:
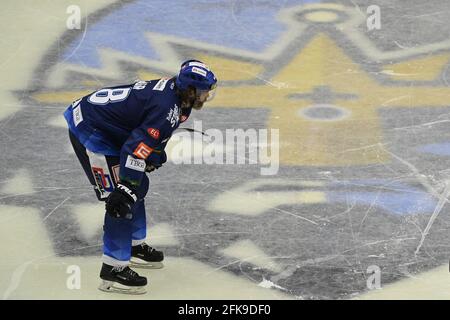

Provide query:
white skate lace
left=112, top=266, right=138, bottom=277
left=141, top=243, right=155, bottom=253
left=112, top=265, right=126, bottom=273
left=126, top=268, right=136, bottom=276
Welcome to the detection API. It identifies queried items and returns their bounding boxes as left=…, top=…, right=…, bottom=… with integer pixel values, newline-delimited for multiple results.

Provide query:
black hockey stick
left=175, top=127, right=209, bottom=137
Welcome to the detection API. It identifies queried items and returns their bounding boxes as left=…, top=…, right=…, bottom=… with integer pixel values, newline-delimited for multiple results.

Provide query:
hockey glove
left=145, top=150, right=167, bottom=173
left=105, top=182, right=137, bottom=219
left=145, top=162, right=161, bottom=173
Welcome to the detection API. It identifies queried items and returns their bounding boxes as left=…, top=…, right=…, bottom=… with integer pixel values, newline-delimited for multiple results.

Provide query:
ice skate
left=98, top=263, right=147, bottom=295
left=130, top=243, right=164, bottom=269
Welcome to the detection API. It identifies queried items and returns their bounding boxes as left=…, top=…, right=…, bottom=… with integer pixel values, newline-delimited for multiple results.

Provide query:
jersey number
left=88, top=88, right=131, bottom=105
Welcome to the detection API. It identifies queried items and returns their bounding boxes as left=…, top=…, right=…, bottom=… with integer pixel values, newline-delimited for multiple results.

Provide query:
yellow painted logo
left=33, top=3, right=450, bottom=167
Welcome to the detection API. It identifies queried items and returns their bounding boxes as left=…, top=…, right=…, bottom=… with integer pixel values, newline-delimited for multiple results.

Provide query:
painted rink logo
left=7, top=1, right=450, bottom=299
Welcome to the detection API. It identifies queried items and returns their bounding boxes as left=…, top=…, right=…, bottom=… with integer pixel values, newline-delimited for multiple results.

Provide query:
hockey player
left=64, top=60, right=217, bottom=294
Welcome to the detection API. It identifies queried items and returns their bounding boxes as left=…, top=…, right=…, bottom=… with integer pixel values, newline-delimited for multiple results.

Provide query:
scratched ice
left=1, top=0, right=450, bottom=299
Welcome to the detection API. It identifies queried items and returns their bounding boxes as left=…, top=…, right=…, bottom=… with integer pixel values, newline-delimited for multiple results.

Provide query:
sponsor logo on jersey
left=125, top=155, right=146, bottom=172
left=133, top=142, right=153, bottom=159
left=73, top=104, right=83, bottom=127
left=152, top=78, right=169, bottom=91
left=111, top=164, right=120, bottom=184
left=92, top=166, right=114, bottom=193
left=166, top=104, right=180, bottom=128
left=147, top=128, right=160, bottom=139
left=133, top=80, right=148, bottom=90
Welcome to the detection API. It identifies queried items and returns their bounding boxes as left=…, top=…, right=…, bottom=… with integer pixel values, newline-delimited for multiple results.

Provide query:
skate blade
left=130, top=257, right=164, bottom=269
left=98, top=280, right=146, bottom=295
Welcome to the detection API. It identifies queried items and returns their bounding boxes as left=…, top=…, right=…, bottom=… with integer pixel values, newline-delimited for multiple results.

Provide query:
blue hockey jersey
left=64, top=78, right=191, bottom=187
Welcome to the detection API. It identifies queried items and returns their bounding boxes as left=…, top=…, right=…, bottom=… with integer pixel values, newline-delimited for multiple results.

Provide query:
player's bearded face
left=192, top=99, right=204, bottom=110
left=192, top=88, right=216, bottom=110
left=192, top=91, right=208, bottom=110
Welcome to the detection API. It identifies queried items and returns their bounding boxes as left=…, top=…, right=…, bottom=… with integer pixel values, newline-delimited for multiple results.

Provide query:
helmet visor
left=197, top=85, right=217, bottom=103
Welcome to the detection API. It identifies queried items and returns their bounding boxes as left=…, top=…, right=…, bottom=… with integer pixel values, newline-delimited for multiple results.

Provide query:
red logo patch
left=147, top=128, right=160, bottom=139
left=133, top=142, right=153, bottom=159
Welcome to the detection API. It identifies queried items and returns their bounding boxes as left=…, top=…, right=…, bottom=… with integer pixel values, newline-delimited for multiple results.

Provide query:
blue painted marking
left=62, top=0, right=321, bottom=67
left=417, top=143, right=450, bottom=156
left=327, top=180, right=436, bottom=215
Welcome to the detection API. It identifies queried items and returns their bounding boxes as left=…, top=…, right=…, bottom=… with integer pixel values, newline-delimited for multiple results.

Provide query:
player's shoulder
left=143, top=84, right=181, bottom=129
left=148, top=77, right=176, bottom=94
left=148, top=78, right=178, bottom=105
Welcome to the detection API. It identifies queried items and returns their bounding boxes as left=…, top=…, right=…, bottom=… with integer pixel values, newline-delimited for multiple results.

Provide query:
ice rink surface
left=1, top=0, right=450, bottom=299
